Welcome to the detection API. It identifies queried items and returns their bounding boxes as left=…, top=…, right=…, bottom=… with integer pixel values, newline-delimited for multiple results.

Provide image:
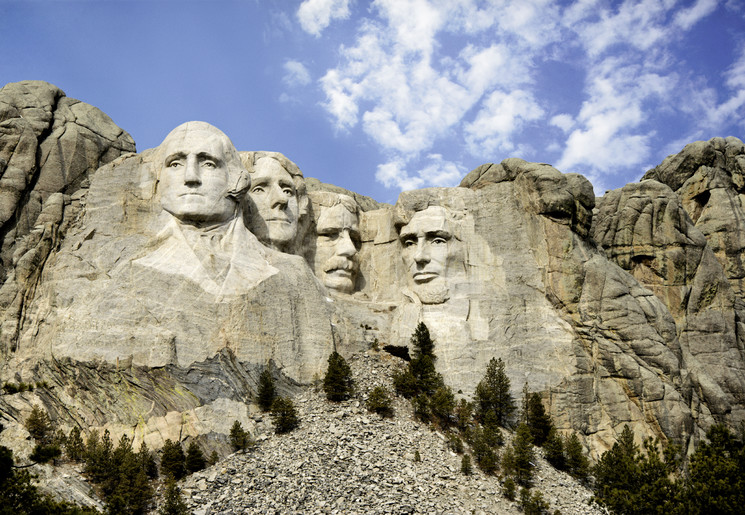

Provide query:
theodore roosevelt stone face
left=158, top=122, right=241, bottom=226
left=312, top=198, right=360, bottom=294
left=399, top=206, right=464, bottom=304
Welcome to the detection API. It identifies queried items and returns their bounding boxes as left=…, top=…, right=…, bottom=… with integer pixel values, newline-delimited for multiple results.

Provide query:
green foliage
left=511, top=423, right=535, bottom=487
left=66, top=426, right=86, bottom=462
left=543, top=426, right=566, bottom=471
left=525, top=392, right=553, bottom=447
left=29, top=443, right=61, bottom=464
left=592, top=425, right=681, bottom=515
left=229, top=421, right=252, bottom=453
left=25, top=405, right=52, bottom=443
left=160, top=439, right=186, bottom=481
left=460, top=454, right=472, bottom=475
left=394, top=323, right=444, bottom=399
left=271, top=396, right=299, bottom=434
left=503, top=476, right=516, bottom=501
left=414, top=450, right=421, bottom=463
left=137, top=441, right=158, bottom=480
left=84, top=429, right=114, bottom=483
left=455, top=399, right=474, bottom=431
left=365, top=386, right=394, bottom=418
left=2, top=382, right=33, bottom=395
left=257, top=368, right=276, bottom=412
left=685, top=424, right=745, bottom=514
left=412, top=394, right=430, bottom=422
left=392, top=369, right=418, bottom=398
left=411, top=322, right=434, bottom=358
left=446, top=432, right=464, bottom=454
left=564, top=433, right=589, bottom=481
left=209, top=450, right=219, bottom=466
left=185, top=441, right=206, bottom=473
left=474, top=357, right=515, bottom=428
left=468, top=425, right=500, bottom=475
left=0, top=444, right=99, bottom=514
left=430, top=386, right=455, bottom=427
left=159, top=479, right=189, bottom=515
left=323, top=351, right=354, bottom=402
left=520, top=488, right=550, bottom=515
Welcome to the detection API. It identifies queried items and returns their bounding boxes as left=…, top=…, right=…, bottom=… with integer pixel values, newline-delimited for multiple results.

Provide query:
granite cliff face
left=0, top=81, right=743, bottom=460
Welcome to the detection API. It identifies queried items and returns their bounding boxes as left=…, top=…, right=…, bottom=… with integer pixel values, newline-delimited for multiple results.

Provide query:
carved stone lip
left=178, top=192, right=204, bottom=197
left=265, top=217, right=290, bottom=223
left=413, top=272, right=438, bottom=282
left=326, top=268, right=353, bottom=278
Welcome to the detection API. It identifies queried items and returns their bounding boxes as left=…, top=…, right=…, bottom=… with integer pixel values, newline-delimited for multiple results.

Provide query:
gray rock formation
left=1, top=81, right=744, bottom=468
left=0, top=80, right=135, bottom=354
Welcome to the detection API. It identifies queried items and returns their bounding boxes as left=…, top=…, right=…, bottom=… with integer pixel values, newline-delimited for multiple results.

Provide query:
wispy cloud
left=283, top=60, right=312, bottom=86
left=297, top=0, right=351, bottom=37
left=293, top=0, right=742, bottom=193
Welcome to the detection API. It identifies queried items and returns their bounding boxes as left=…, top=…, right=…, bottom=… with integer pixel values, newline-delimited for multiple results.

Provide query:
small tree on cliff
left=257, top=368, right=276, bottom=412
left=323, top=351, right=354, bottom=401
left=474, top=357, right=515, bottom=428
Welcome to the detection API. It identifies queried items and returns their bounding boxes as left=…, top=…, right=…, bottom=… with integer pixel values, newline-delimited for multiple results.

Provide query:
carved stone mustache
left=324, top=256, right=357, bottom=273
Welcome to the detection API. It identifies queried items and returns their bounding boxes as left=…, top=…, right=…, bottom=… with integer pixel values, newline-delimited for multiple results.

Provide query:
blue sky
left=2, top=0, right=744, bottom=203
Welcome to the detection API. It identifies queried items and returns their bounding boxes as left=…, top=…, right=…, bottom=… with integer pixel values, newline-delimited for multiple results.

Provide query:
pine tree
left=592, top=425, right=640, bottom=513
left=271, top=396, right=299, bottom=434
left=160, top=439, right=186, bottom=480
left=565, top=432, right=589, bottom=481
left=408, top=323, right=443, bottom=395
left=503, top=476, right=516, bottom=501
left=257, top=368, right=276, bottom=412
left=430, top=385, right=455, bottom=426
left=525, top=392, right=553, bottom=447
left=366, top=386, right=394, bottom=418
left=137, top=440, right=158, bottom=479
left=323, top=351, right=354, bottom=401
left=474, top=357, right=515, bottom=427
left=65, top=426, right=85, bottom=462
left=185, top=441, right=206, bottom=473
left=159, top=478, right=189, bottom=515
left=461, top=454, right=472, bottom=475
left=543, top=426, right=566, bottom=470
left=229, top=421, right=251, bottom=452
left=512, top=423, right=535, bottom=487
left=25, top=405, right=52, bottom=443
left=686, top=424, right=745, bottom=514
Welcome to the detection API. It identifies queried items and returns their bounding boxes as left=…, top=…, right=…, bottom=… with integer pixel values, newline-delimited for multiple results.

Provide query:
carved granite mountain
left=0, top=81, right=744, bottom=462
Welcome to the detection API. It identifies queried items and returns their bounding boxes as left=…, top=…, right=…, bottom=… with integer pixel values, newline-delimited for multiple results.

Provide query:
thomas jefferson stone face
left=159, top=125, right=237, bottom=226
left=313, top=203, right=360, bottom=294
left=399, top=206, right=464, bottom=304
left=247, top=157, right=299, bottom=251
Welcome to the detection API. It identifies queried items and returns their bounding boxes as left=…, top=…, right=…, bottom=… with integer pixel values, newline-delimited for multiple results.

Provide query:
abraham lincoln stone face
left=399, top=206, right=465, bottom=304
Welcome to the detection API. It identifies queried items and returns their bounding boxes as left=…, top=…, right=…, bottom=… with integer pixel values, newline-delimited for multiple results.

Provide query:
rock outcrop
left=0, top=81, right=744, bottom=470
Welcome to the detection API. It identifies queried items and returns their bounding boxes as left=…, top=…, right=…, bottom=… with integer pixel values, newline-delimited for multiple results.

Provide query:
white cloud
left=302, top=0, right=731, bottom=192
left=465, top=90, right=544, bottom=155
left=375, top=155, right=464, bottom=190
left=550, top=114, right=574, bottom=132
left=297, top=0, right=351, bottom=37
left=674, top=0, right=719, bottom=30
left=283, top=60, right=312, bottom=86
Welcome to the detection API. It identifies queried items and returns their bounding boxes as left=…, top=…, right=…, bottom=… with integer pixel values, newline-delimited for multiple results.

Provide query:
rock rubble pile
left=172, top=351, right=602, bottom=514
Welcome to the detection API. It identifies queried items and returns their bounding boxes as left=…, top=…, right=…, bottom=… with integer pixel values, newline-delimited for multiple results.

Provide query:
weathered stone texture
left=0, top=80, right=135, bottom=354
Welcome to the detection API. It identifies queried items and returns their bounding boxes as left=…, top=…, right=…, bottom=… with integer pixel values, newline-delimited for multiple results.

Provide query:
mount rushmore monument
left=1, top=80, right=745, bottom=459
